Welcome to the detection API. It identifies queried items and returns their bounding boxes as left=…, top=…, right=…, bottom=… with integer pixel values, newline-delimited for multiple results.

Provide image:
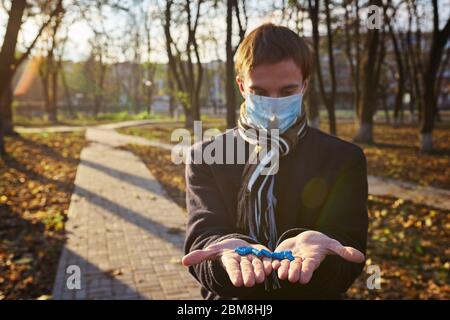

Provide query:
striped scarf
left=236, top=102, right=308, bottom=290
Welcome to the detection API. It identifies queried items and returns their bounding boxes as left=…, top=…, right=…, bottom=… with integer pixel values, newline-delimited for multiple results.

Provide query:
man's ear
left=236, top=75, right=246, bottom=99
left=302, top=78, right=309, bottom=94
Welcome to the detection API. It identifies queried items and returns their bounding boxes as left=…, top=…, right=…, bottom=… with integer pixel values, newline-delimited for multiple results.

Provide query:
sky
left=0, top=0, right=449, bottom=64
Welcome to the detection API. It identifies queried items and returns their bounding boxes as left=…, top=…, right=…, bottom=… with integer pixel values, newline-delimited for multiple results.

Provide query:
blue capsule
left=234, top=246, right=295, bottom=261
left=234, top=246, right=253, bottom=255
left=259, top=249, right=273, bottom=258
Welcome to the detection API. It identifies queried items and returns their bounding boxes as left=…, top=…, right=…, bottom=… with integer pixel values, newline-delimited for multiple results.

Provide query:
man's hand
left=272, top=230, right=365, bottom=284
left=182, top=238, right=273, bottom=288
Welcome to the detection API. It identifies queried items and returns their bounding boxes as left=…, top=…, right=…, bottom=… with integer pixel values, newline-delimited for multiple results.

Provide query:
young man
left=182, top=23, right=368, bottom=299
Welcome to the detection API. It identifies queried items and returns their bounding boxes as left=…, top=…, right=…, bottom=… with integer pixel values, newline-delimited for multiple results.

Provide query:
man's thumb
left=182, top=248, right=219, bottom=266
left=328, top=240, right=365, bottom=263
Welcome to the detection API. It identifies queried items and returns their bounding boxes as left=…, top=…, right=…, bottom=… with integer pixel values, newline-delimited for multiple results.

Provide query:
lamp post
left=143, top=79, right=153, bottom=115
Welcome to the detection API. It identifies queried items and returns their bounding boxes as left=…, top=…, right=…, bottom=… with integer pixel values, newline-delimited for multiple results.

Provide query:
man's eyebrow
left=248, top=85, right=266, bottom=91
left=280, top=84, right=300, bottom=90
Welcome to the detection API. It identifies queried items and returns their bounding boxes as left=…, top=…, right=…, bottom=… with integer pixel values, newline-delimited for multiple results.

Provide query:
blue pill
left=259, top=249, right=272, bottom=258
left=235, top=246, right=253, bottom=255
left=234, top=247, right=295, bottom=261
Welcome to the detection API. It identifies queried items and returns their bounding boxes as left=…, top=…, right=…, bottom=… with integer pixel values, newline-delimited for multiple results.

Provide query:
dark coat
left=184, top=126, right=368, bottom=299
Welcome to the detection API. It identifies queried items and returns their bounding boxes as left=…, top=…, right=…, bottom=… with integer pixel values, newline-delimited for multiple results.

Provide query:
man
left=182, top=23, right=368, bottom=299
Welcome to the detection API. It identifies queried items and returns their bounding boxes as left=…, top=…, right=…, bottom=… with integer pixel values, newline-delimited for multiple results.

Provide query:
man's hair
left=235, top=23, right=314, bottom=80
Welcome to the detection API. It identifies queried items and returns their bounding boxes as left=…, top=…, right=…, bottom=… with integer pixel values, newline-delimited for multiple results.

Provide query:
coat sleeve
left=183, top=145, right=264, bottom=298
left=276, top=147, right=369, bottom=297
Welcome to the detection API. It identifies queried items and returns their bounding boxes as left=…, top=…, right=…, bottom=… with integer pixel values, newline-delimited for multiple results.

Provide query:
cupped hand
left=272, top=230, right=365, bottom=284
left=182, top=238, right=273, bottom=288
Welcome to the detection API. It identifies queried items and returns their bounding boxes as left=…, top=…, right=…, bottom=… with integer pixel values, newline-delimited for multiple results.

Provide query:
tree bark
left=0, top=0, right=27, bottom=151
left=343, top=1, right=361, bottom=118
left=354, top=0, right=384, bottom=144
left=308, top=0, right=337, bottom=135
left=225, top=0, right=236, bottom=128
left=225, top=0, right=247, bottom=129
left=419, top=0, right=450, bottom=152
left=306, top=73, right=320, bottom=128
left=387, top=7, right=404, bottom=128
left=164, top=0, right=204, bottom=128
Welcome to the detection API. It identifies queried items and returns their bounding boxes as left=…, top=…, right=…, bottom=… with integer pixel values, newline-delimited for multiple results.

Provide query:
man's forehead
left=245, top=59, right=304, bottom=86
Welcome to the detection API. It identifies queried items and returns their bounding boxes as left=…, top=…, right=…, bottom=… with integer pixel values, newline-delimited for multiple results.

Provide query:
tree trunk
left=324, top=0, right=337, bottom=135
left=308, top=0, right=336, bottom=135
left=60, top=66, right=74, bottom=118
left=0, top=0, right=26, bottom=152
left=167, top=70, right=175, bottom=117
left=419, top=0, right=450, bottom=152
left=48, top=69, right=58, bottom=122
left=0, top=0, right=26, bottom=99
left=388, top=18, right=404, bottom=128
left=164, top=0, right=204, bottom=128
left=354, top=0, right=383, bottom=144
left=0, top=117, right=4, bottom=156
left=225, top=0, right=236, bottom=129
left=2, top=86, right=15, bottom=135
left=185, top=107, right=194, bottom=128
left=306, top=74, right=320, bottom=128
left=382, top=90, right=390, bottom=124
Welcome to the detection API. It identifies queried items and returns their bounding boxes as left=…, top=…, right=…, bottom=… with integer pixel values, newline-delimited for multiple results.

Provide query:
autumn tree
left=225, top=0, right=247, bottom=128
left=418, top=0, right=450, bottom=151
left=38, top=4, right=65, bottom=122
left=164, top=0, right=204, bottom=128
left=353, top=0, right=385, bottom=144
left=308, top=0, right=338, bottom=135
left=0, top=0, right=63, bottom=155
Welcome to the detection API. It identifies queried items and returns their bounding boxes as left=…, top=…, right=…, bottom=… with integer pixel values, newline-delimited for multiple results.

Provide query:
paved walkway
left=15, top=119, right=182, bottom=133
left=368, top=175, right=450, bottom=211
left=52, top=127, right=201, bottom=300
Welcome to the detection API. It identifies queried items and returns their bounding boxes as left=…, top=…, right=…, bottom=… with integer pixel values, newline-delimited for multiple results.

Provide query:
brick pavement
left=52, top=127, right=201, bottom=299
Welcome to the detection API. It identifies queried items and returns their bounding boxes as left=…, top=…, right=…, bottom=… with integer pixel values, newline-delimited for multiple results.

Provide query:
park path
left=368, top=176, right=450, bottom=211
left=52, top=126, right=201, bottom=300
left=15, top=119, right=183, bottom=134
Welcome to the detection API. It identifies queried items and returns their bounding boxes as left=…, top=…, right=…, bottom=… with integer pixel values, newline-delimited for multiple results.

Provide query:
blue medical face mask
left=244, top=85, right=305, bottom=134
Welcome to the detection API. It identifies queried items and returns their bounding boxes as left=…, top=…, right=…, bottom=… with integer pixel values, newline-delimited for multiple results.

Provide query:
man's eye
left=253, top=90, right=267, bottom=96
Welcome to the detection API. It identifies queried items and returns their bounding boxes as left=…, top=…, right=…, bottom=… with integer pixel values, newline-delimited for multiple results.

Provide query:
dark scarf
left=236, top=102, right=308, bottom=290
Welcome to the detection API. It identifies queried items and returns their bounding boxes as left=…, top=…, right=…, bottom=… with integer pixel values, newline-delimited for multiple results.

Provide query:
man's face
left=236, top=58, right=306, bottom=99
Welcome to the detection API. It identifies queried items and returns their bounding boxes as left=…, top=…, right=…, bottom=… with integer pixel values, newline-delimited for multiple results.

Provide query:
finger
left=277, top=260, right=290, bottom=280
left=252, top=258, right=265, bottom=284
left=240, top=257, right=255, bottom=287
left=272, top=259, right=281, bottom=271
left=182, top=247, right=219, bottom=266
left=262, top=257, right=272, bottom=276
left=328, top=240, right=365, bottom=263
left=288, top=258, right=302, bottom=283
left=299, top=258, right=317, bottom=284
left=223, top=256, right=243, bottom=287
